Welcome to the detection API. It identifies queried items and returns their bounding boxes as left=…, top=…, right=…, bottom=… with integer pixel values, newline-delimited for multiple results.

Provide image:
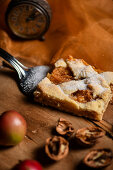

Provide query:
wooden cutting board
left=0, top=0, right=113, bottom=169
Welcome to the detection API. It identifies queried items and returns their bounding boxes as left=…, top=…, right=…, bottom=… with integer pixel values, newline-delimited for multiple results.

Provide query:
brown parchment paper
left=0, top=0, right=113, bottom=71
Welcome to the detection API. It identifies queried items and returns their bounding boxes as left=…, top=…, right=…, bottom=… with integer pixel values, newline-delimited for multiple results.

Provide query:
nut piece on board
left=83, top=148, right=113, bottom=168
left=75, top=126, right=105, bottom=146
left=45, top=136, right=69, bottom=161
left=56, top=118, right=75, bottom=137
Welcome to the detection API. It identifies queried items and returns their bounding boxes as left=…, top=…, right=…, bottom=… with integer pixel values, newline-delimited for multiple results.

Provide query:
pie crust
left=34, top=56, right=113, bottom=121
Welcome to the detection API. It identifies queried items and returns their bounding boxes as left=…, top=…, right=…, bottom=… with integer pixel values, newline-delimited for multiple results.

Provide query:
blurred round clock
left=5, top=0, right=51, bottom=39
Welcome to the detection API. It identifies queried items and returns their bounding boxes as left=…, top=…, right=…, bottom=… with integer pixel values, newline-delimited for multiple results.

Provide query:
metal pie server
left=0, top=48, right=51, bottom=96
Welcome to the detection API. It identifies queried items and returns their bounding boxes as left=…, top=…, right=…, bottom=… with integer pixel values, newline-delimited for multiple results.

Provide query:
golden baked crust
left=34, top=56, right=113, bottom=121
left=100, top=72, right=113, bottom=85
left=100, top=72, right=113, bottom=104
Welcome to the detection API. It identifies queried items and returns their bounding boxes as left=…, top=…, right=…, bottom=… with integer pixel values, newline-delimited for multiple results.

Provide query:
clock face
left=7, top=3, right=47, bottom=39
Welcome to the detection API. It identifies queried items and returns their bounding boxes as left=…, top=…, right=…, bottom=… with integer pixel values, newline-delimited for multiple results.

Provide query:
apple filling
left=47, top=66, right=74, bottom=85
left=71, top=90, right=93, bottom=103
left=48, top=63, right=103, bottom=103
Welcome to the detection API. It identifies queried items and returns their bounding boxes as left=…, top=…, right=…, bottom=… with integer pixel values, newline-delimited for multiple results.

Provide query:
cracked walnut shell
left=45, top=136, right=69, bottom=161
left=75, top=126, right=105, bottom=146
left=56, top=118, right=75, bottom=137
left=83, top=148, right=113, bottom=168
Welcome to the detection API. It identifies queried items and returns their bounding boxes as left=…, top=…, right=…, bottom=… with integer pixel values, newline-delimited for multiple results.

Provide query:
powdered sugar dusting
left=59, top=80, right=87, bottom=94
left=67, top=59, right=98, bottom=79
left=55, top=59, right=67, bottom=68
left=85, top=75, right=109, bottom=98
left=55, top=58, right=110, bottom=99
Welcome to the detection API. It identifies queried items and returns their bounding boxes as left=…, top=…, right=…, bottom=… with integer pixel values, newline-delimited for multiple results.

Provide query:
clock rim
left=5, top=1, right=51, bottom=39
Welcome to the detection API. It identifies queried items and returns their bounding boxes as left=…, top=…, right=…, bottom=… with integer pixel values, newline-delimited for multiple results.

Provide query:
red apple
left=0, top=110, right=27, bottom=146
left=17, top=160, right=42, bottom=170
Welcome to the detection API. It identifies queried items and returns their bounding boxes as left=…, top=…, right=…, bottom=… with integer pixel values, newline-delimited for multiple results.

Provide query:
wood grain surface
left=0, top=0, right=113, bottom=170
left=0, top=66, right=113, bottom=170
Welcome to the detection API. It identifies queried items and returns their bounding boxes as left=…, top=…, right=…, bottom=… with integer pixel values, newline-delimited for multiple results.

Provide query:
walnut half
left=83, top=148, right=113, bottom=168
left=45, top=136, right=69, bottom=161
left=56, top=118, right=75, bottom=137
left=75, top=126, right=105, bottom=146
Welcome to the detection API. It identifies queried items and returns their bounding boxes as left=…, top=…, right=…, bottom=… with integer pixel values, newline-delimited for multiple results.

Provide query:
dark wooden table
left=0, top=61, right=113, bottom=170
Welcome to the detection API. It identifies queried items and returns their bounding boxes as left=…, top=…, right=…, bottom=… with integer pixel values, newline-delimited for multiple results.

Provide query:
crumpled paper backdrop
left=0, top=0, right=113, bottom=71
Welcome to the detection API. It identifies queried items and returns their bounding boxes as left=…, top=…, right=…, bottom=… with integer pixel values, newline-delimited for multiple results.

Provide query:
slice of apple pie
left=34, top=56, right=113, bottom=121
